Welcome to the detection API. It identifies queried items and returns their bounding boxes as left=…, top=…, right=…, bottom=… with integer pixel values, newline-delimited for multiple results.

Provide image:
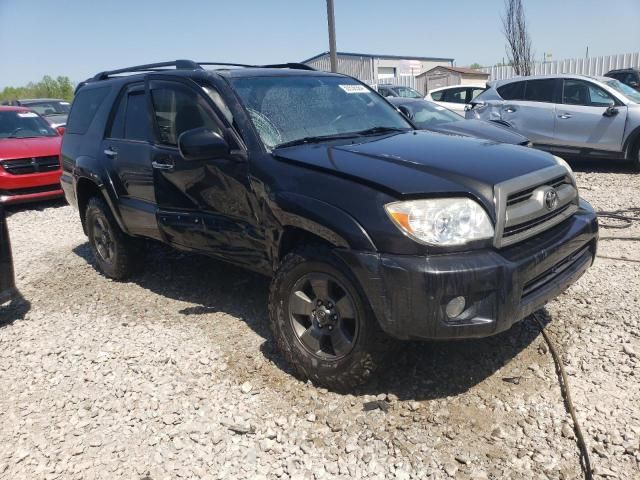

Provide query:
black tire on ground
left=85, top=196, right=141, bottom=280
left=630, top=140, right=640, bottom=171
left=269, top=244, right=387, bottom=391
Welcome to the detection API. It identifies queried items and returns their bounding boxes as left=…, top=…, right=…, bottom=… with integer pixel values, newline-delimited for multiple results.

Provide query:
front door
left=147, top=77, right=269, bottom=271
left=554, top=79, right=627, bottom=152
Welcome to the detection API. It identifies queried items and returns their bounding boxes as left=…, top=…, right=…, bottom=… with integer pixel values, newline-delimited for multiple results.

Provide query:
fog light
left=445, top=296, right=466, bottom=318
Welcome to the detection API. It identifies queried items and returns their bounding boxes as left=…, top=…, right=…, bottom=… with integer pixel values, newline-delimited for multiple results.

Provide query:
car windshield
left=23, top=101, right=71, bottom=116
left=402, top=101, right=462, bottom=128
left=0, top=110, right=57, bottom=139
left=604, top=79, right=640, bottom=103
left=392, top=86, right=423, bottom=99
left=230, top=75, right=412, bottom=148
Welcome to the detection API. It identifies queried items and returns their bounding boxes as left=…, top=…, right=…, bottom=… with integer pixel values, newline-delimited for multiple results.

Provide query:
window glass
left=107, top=94, right=126, bottom=138
left=442, top=88, right=468, bottom=104
left=497, top=81, right=525, bottom=100
left=430, top=90, right=444, bottom=101
left=66, top=86, right=110, bottom=135
left=407, top=101, right=462, bottom=128
left=124, top=92, right=151, bottom=141
left=150, top=84, right=221, bottom=146
left=0, top=110, right=57, bottom=139
left=230, top=75, right=411, bottom=149
left=563, top=80, right=615, bottom=107
left=378, top=86, right=392, bottom=97
left=470, top=88, right=486, bottom=99
left=603, top=79, right=640, bottom=103
left=394, top=86, right=423, bottom=99
left=23, top=101, right=71, bottom=116
left=524, top=79, right=555, bottom=102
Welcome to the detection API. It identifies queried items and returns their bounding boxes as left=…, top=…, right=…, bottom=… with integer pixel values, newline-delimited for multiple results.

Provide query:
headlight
left=385, top=198, right=494, bottom=246
left=552, top=155, right=576, bottom=184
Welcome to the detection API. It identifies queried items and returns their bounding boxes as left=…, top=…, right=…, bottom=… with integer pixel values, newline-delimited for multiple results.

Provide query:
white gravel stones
left=0, top=164, right=638, bottom=479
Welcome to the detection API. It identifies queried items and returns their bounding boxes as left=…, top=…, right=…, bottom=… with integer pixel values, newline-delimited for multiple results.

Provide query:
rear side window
left=430, top=90, right=444, bottom=101
left=524, top=79, right=555, bottom=102
left=497, top=81, right=525, bottom=100
left=66, top=86, right=110, bottom=135
left=442, top=88, right=468, bottom=104
left=124, top=92, right=151, bottom=141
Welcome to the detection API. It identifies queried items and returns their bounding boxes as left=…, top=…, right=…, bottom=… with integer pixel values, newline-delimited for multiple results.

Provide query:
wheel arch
left=75, top=175, right=127, bottom=235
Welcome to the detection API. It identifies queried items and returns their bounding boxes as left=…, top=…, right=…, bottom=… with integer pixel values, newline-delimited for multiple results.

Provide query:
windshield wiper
left=350, top=126, right=411, bottom=136
left=274, top=133, right=361, bottom=149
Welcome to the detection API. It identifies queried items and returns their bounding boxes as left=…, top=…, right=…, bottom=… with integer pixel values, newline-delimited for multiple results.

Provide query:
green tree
left=0, top=75, right=75, bottom=102
left=469, top=62, right=483, bottom=69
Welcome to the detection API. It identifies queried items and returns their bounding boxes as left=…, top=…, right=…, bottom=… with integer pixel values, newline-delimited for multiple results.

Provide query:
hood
left=42, top=114, right=67, bottom=128
left=426, top=119, right=529, bottom=145
left=0, top=136, right=62, bottom=160
left=274, top=130, right=558, bottom=211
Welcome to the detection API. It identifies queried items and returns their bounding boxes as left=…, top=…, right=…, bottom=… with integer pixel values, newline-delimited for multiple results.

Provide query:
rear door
left=101, top=83, right=161, bottom=239
left=498, top=79, right=558, bottom=144
left=554, top=79, right=627, bottom=152
left=146, top=77, right=269, bottom=270
left=435, top=87, right=469, bottom=115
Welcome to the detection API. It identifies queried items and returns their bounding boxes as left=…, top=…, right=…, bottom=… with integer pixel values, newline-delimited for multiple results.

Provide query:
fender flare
left=623, top=125, right=640, bottom=159
left=272, top=192, right=377, bottom=252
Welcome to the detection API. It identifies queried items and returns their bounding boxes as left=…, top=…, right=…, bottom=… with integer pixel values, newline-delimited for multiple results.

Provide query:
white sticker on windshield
left=17, top=112, right=38, bottom=118
left=434, top=106, right=445, bottom=110
left=339, top=84, right=368, bottom=94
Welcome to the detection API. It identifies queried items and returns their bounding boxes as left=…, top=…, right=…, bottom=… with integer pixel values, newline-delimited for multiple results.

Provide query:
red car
left=0, top=106, right=63, bottom=204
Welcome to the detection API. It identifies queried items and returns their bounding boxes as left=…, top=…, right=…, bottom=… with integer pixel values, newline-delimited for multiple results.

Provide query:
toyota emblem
left=544, top=189, right=559, bottom=210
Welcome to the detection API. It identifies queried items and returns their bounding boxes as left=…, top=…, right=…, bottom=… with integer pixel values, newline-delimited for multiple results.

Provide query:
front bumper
left=0, top=169, right=63, bottom=205
left=339, top=200, right=598, bottom=340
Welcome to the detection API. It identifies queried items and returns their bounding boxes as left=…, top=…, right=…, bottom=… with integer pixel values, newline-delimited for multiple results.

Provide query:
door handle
left=151, top=159, right=174, bottom=171
left=103, top=148, right=118, bottom=158
left=558, top=113, right=572, bottom=119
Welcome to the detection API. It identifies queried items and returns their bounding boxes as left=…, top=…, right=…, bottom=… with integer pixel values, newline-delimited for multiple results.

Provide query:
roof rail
left=92, top=59, right=202, bottom=81
left=90, top=59, right=317, bottom=82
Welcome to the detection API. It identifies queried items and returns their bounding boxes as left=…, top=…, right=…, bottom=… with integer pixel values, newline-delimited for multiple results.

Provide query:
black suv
left=605, top=68, right=640, bottom=91
left=61, top=60, right=598, bottom=389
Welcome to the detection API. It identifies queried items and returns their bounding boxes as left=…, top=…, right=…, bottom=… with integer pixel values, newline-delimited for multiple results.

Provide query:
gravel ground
left=0, top=160, right=639, bottom=480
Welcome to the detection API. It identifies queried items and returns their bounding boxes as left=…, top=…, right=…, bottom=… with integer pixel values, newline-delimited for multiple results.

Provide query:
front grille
left=522, top=246, right=592, bottom=299
left=494, top=166, right=579, bottom=248
left=1, top=156, right=60, bottom=175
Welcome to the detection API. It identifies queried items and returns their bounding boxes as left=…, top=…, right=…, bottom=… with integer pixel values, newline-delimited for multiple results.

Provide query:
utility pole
left=326, top=0, right=338, bottom=73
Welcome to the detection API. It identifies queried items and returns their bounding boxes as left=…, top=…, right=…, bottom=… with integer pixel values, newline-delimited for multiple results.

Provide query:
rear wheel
left=269, top=245, right=387, bottom=390
left=85, top=197, right=141, bottom=280
left=630, top=140, right=640, bottom=171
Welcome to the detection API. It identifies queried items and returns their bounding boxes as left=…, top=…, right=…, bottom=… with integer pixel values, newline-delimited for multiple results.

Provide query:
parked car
left=427, top=85, right=487, bottom=116
left=1, top=98, right=70, bottom=128
left=467, top=74, right=640, bottom=170
left=61, top=60, right=598, bottom=389
left=388, top=97, right=530, bottom=146
left=377, top=84, right=423, bottom=99
left=605, top=68, right=640, bottom=92
left=0, top=205, right=17, bottom=305
left=0, top=106, right=64, bottom=204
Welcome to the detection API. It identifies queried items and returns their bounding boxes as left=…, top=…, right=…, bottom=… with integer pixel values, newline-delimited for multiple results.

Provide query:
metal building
left=301, top=51, right=454, bottom=84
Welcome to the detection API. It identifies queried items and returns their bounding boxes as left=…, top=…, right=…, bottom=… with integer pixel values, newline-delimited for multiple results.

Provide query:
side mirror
left=397, top=105, right=413, bottom=119
left=178, top=128, right=229, bottom=161
left=56, top=126, right=65, bottom=136
left=603, top=105, right=619, bottom=117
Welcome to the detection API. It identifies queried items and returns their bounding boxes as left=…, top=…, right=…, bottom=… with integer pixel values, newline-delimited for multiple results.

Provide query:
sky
left=1, top=0, right=639, bottom=88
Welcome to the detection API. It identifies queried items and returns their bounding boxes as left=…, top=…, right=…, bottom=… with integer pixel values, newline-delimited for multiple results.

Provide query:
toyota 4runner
left=60, top=60, right=598, bottom=390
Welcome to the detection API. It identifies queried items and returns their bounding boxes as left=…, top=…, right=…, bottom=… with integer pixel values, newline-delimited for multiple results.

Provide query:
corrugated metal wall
left=482, top=52, right=640, bottom=81
left=304, top=54, right=374, bottom=82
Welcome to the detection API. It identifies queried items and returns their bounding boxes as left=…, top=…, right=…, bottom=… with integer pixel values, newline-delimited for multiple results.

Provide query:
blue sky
left=1, top=0, right=639, bottom=88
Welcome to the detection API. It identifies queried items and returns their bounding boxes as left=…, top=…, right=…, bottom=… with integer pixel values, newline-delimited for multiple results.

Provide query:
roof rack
left=91, top=59, right=316, bottom=81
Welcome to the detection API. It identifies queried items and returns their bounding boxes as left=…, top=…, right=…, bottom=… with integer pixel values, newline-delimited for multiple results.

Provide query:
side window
left=124, top=92, right=151, bottom=141
left=523, top=79, right=555, bottom=103
left=430, top=90, right=444, bottom=101
left=497, top=81, right=525, bottom=101
left=470, top=88, right=486, bottom=99
left=150, top=84, right=221, bottom=146
left=66, top=86, right=110, bottom=135
left=563, top=80, right=615, bottom=107
left=442, top=88, right=468, bottom=104
left=107, top=93, right=126, bottom=139
left=379, top=87, right=391, bottom=97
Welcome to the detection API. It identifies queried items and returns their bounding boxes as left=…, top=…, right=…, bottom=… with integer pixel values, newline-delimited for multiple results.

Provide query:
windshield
left=23, top=101, right=71, bottom=116
left=403, top=101, right=462, bottom=128
left=604, top=79, right=640, bottom=103
left=230, top=75, right=412, bottom=148
left=392, top=86, right=423, bottom=99
left=0, top=111, right=57, bottom=139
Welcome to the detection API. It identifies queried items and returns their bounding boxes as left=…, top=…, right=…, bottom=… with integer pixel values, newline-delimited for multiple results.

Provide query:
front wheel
left=269, top=245, right=387, bottom=390
left=630, top=141, right=640, bottom=171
